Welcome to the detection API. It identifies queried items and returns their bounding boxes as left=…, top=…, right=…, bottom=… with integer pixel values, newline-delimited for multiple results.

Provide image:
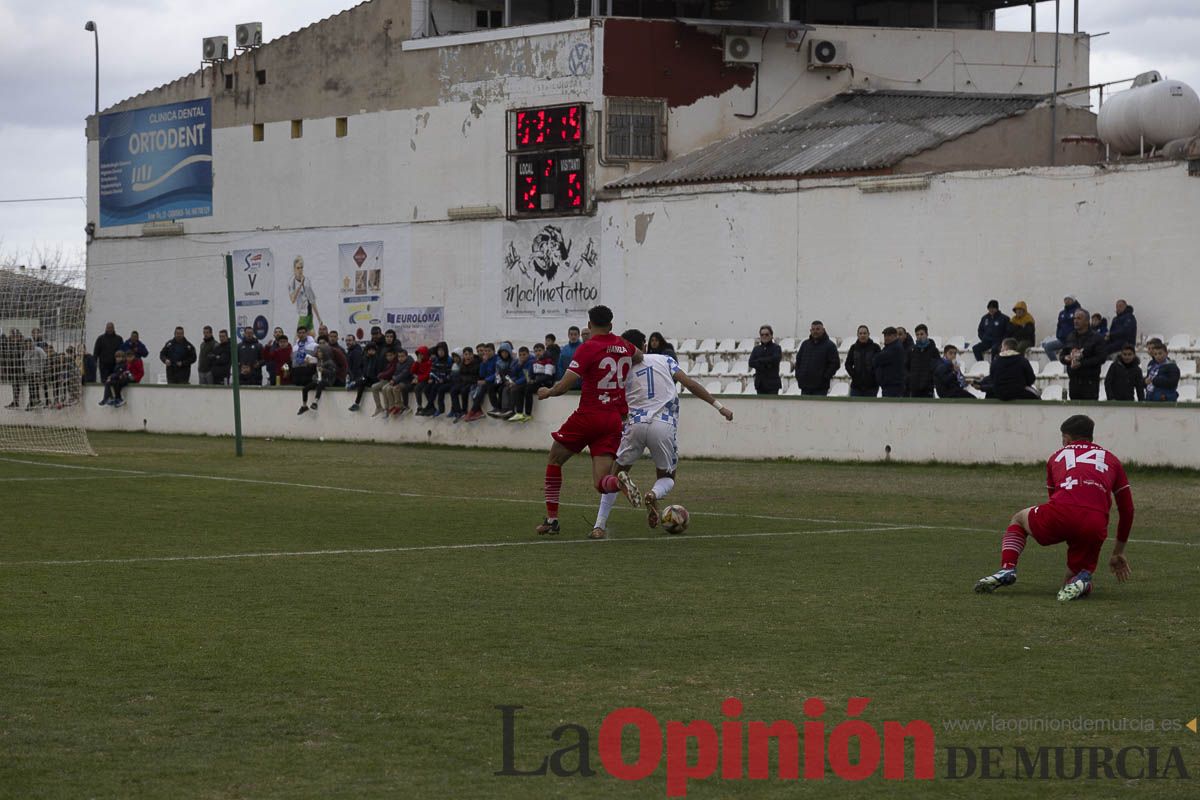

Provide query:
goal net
left=0, top=267, right=95, bottom=456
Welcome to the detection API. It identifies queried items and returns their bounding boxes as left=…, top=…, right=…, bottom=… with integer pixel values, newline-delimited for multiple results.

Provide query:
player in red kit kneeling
left=975, top=414, right=1134, bottom=601
left=534, top=305, right=642, bottom=538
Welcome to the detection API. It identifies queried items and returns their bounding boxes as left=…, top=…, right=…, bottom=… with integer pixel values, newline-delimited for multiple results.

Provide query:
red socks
left=598, top=474, right=620, bottom=494
left=1001, top=524, right=1027, bottom=569
left=544, top=464, right=562, bottom=520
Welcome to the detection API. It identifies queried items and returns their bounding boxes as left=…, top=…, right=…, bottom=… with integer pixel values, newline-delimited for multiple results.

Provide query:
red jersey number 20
left=597, top=356, right=632, bottom=389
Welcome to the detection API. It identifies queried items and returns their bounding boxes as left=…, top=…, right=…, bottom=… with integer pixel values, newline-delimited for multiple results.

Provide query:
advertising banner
left=383, top=307, right=445, bottom=347
left=230, top=249, right=273, bottom=342
left=339, top=241, right=384, bottom=335
left=502, top=219, right=600, bottom=317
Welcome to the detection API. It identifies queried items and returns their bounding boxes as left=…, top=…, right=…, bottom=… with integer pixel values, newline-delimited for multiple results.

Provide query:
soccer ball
left=660, top=504, right=689, bottom=535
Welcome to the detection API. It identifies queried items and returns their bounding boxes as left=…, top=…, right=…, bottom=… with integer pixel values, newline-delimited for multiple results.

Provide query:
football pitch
left=2, top=431, right=1197, bottom=799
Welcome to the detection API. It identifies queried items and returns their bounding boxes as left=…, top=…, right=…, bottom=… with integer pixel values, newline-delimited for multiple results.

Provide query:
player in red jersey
left=975, top=415, right=1134, bottom=601
left=533, top=305, right=642, bottom=537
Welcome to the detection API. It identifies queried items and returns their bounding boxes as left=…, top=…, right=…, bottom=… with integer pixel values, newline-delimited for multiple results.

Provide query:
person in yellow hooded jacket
left=1007, top=301, right=1036, bottom=354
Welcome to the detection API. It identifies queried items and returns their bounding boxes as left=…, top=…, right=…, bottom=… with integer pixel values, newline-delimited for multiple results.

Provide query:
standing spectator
left=384, top=348, right=416, bottom=416
left=211, top=329, right=232, bottom=385
left=1106, top=299, right=1138, bottom=355
left=1090, top=312, right=1108, bottom=339
left=1144, top=339, right=1181, bottom=402
left=197, top=326, right=216, bottom=384
left=349, top=341, right=379, bottom=412
left=543, top=333, right=561, bottom=369
left=2, top=328, right=22, bottom=408
left=895, top=325, right=914, bottom=356
left=265, top=334, right=293, bottom=385
left=646, top=332, right=677, bottom=359
left=159, top=327, right=197, bottom=384
left=844, top=325, right=881, bottom=397
left=1104, top=344, right=1144, bottom=402
left=1042, top=295, right=1081, bottom=363
left=22, top=338, right=47, bottom=409
left=973, top=300, right=1009, bottom=361
left=905, top=325, right=939, bottom=398
left=794, top=320, right=840, bottom=396
left=451, top=347, right=479, bottom=421
left=409, top=345, right=433, bottom=413
left=297, top=339, right=336, bottom=414
left=237, top=327, right=265, bottom=386
left=1006, top=301, right=1036, bottom=354
left=556, top=326, right=581, bottom=379
left=123, top=331, right=150, bottom=359
left=92, top=322, right=124, bottom=382
left=47, top=344, right=72, bottom=408
left=983, top=339, right=1039, bottom=401
left=370, top=348, right=398, bottom=416
left=344, top=334, right=364, bottom=389
left=1060, top=308, right=1105, bottom=401
left=421, top=342, right=453, bottom=417
left=64, top=346, right=82, bottom=407
left=874, top=327, right=907, bottom=398
left=934, top=344, right=974, bottom=399
left=262, top=327, right=285, bottom=383
left=748, top=325, right=782, bottom=395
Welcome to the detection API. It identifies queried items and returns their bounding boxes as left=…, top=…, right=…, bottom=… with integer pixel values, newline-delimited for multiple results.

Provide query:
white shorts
left=617, top=418, right=678, bottom=473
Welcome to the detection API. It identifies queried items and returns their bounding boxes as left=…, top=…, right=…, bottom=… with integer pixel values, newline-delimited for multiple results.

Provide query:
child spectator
left=451, top=347, right=479, bottom=421
left=487, top=342, right=515, bottom=414
left=349, top=341, right=378, bottom=412
left=934, top=345, right=974, bottom=399
left=266, top=334, right=293, bottom=385
left=531, top=343, right=556, bottom=392
left=506, top=345, right=536, bottom=422
left=466, top=343, right=496, bottom=421
left=1104, top=344, right=1144, bottom=402
left=298, top=339, right=337, bottom=414
left=905, top=324, right=938, bottom=398
left=543, top=333, right=561, bottom=369
left=420, top=342, right=453, bottom=417
left=1090, top=312, right=1108, bottom=339
left=410, top=345, right=432, bottom=413
left=101, top=348, right=142, bottom=407
left=371, top=348, right=398, bottom=416
left=647, top=331, right=677, bottom=359
left=384, top=348, right=415, bottom=416
left=1144, top=339, right=1181, bottom=402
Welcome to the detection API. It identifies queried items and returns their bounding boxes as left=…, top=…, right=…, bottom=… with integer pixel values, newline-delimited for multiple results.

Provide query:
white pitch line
left=0, top=475, right=143, bottom=482
left=0, top=525, right=913, bottom=567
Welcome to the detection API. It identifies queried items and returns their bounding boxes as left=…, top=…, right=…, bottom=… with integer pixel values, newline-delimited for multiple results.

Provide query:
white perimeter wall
left=70, top=385, right=1200, bottom=469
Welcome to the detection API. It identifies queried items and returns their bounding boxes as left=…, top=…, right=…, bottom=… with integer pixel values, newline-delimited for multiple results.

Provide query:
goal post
left=0, top=267, right=96, bottom=456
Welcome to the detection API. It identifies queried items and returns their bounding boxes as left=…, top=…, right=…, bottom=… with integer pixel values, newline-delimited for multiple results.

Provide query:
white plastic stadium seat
left=778, top=337, right=797, bottom=353
left=1177, top=359, right=1197, bottom=379
left=689, top=361, right=712, bottom=377
left=736, top=338, right=756, bottom=354
left=829, top=383, right=850, bottom=397
left=711, top=359, right=731, bottom=376
left=785, top=382, right=802, bottom=396
left=1179, top=385, right=1199, bottom=403
left=945, top=334, right=969, bottom=350
left=967, top=361, right=990, bottom=380
left=696, top=338, right=719, bottom=355
left=1040, top=361, right=1066, bottom=379
left=833, top=365, right=849, bottom=380
left=678, top=338, right=699, bottom=354
left=704, top=380, right=724, bottom=395
left=1027, top=360, right=1041, bottom=379
left=1041, top=385, right=1063, bottom=401
left=726, top=359, right=751, bottom=377
left=837, top=336, right=853, bottom=353
left=1167, top=334, right=1192, bottom=352
left=1099, top=360, right=1111, bottom=378
left=716, top=338, right=739, bottom=356
left=1098, top=385, right=1108, bottom=402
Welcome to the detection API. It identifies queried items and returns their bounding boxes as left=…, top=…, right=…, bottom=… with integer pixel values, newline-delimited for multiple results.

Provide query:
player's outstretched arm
left=1109, top=540, right=1132, bottom=583
left=537, top=370, right=581, bottom=400
left=675, top=370, right=734, bottom=421
left=1111, top=480, right=1135, bottom=583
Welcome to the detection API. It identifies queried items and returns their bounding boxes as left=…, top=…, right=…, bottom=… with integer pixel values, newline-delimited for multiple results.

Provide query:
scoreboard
left=509, top=104, right=588, bottom=217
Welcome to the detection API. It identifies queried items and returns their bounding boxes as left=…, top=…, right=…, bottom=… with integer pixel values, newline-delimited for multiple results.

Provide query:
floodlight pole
left=224, top=254, right=244, bottom=457
left=84, top=21, right=99, bottom=115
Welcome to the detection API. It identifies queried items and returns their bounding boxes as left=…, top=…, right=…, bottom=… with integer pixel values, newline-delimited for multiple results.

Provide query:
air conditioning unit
left=723, top=35, right=762, bottom=65
left=203, top=36, right=229, bottom=62
left=236, top=22, right=263, bottom=49
left=808, top=39, right=848, bottom=69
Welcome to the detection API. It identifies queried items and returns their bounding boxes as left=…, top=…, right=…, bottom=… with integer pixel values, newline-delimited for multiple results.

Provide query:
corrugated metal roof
left=609, top=90, right=1044, bottom=189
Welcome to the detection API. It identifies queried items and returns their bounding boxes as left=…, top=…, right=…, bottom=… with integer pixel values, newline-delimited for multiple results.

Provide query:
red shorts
left=552, top=409, right=623, bottom=457
left=1027, top=502, right=1109, bottom=574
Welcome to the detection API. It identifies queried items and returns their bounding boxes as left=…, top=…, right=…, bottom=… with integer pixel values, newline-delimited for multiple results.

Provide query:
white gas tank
left=1097, top=72, right=1200, bottom=154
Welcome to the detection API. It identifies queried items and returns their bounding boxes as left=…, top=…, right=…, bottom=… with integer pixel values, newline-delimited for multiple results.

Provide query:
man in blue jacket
left=1106, top=299, right=1138, bottom=355
left=1041, top=295, right=1081, bottom=363
left=973, top=300, right=1009, bottom=361
left=556, top=326, right=581, bottom=380
left=874, top=327, right=907, bottom=398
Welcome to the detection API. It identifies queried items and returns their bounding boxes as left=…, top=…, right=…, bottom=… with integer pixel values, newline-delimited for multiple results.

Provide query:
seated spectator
left=748, top=325, right=782, bottom=395
left=983, top=338, right=1039, bottom=401
left=211, top=329, right=232, bottom=385
left=344, top=334, right=364, bottom=389
left=329, top=333, right=348, bottom=387
left=464, top=343, right=494, bottom=422
left=298, top=339, right=337, bottom=414
left=529, top=343, right=556, bottom=413
left=409, top=346, right=432, bottom=412
left=384, top=348, right=416, bottom=416
left=451, top=347, right=479, bottom=421
left=543, top=334, right=561, bottom=369
left=159, top=326, right=197, bottom=385
left=874, top=327, right=906, bottom=398
left=504, top=345, right=536, bottom=422
left=556, top=327, right=581, bottom=379
left=794, top=320, right=840, bottom=396
left=1090, top=312, right=1108, bottom=339
left=1144, top=339, right=1181, bottom=402
left=844, top=325, right=880, bottom=397
left=647, top=332, right=677, bottom=359
left=1060, top=308, right=1105, bottom=401
left=1006, top=301, right=1036, bottom=353
left=488, top=343, right=517, bottom=417
left=290, top=326, right=318, bottom=387
left=906, top=324, right=939, bottom=398
left=1104, top=344, right=1144, bottom=402
left=1106, top=299, right=1137, bottom=355
left=419, top=342, right=453, bottom=417
left=122, top=330, right=149, bottom=359
left=934, top=345, right=974, bottom=399
left=973, top=300, right=1008, bottom=361
left=349, top=341, right=378, bottom=412
left=1041, top=295, right=1081, bottom=363
left=237, top=328, right=265, bottom=386
left=265, top=334, right=293, bottom=385
left=370, top=348, right=398, bottom=416
left=100, top=348, right=142, bottom=407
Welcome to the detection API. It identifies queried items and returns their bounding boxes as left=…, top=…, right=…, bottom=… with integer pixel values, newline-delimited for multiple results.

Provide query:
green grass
left=1, top=432, right=1197, bottom=799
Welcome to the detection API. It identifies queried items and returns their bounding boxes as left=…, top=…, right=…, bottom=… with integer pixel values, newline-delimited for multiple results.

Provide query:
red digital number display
left=514, top=151, right=586, bottom=214
left=514, top=104, right=585, bottom=150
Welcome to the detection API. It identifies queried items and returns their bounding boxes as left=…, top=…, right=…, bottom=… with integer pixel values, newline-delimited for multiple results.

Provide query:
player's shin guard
left=650, top=477, right=675, bottom=501
left=595, top=492, right=618, bottom=529
left=598, top=473, right=620, bottom=494
left=545, top=464, right=563, bottom=520
left=1000, top=524, right=1027, bottom=569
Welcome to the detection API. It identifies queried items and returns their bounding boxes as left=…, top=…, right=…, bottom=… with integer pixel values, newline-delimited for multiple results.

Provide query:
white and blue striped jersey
left=626, top=354, right=682, bottom=425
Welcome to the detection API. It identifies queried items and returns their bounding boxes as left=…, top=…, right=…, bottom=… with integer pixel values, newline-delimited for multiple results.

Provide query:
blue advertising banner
left=98, top=98, right=213, bottom=227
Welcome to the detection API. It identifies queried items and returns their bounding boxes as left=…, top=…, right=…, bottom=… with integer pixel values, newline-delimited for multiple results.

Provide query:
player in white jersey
left=591, top=329, right=734, bottom=538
